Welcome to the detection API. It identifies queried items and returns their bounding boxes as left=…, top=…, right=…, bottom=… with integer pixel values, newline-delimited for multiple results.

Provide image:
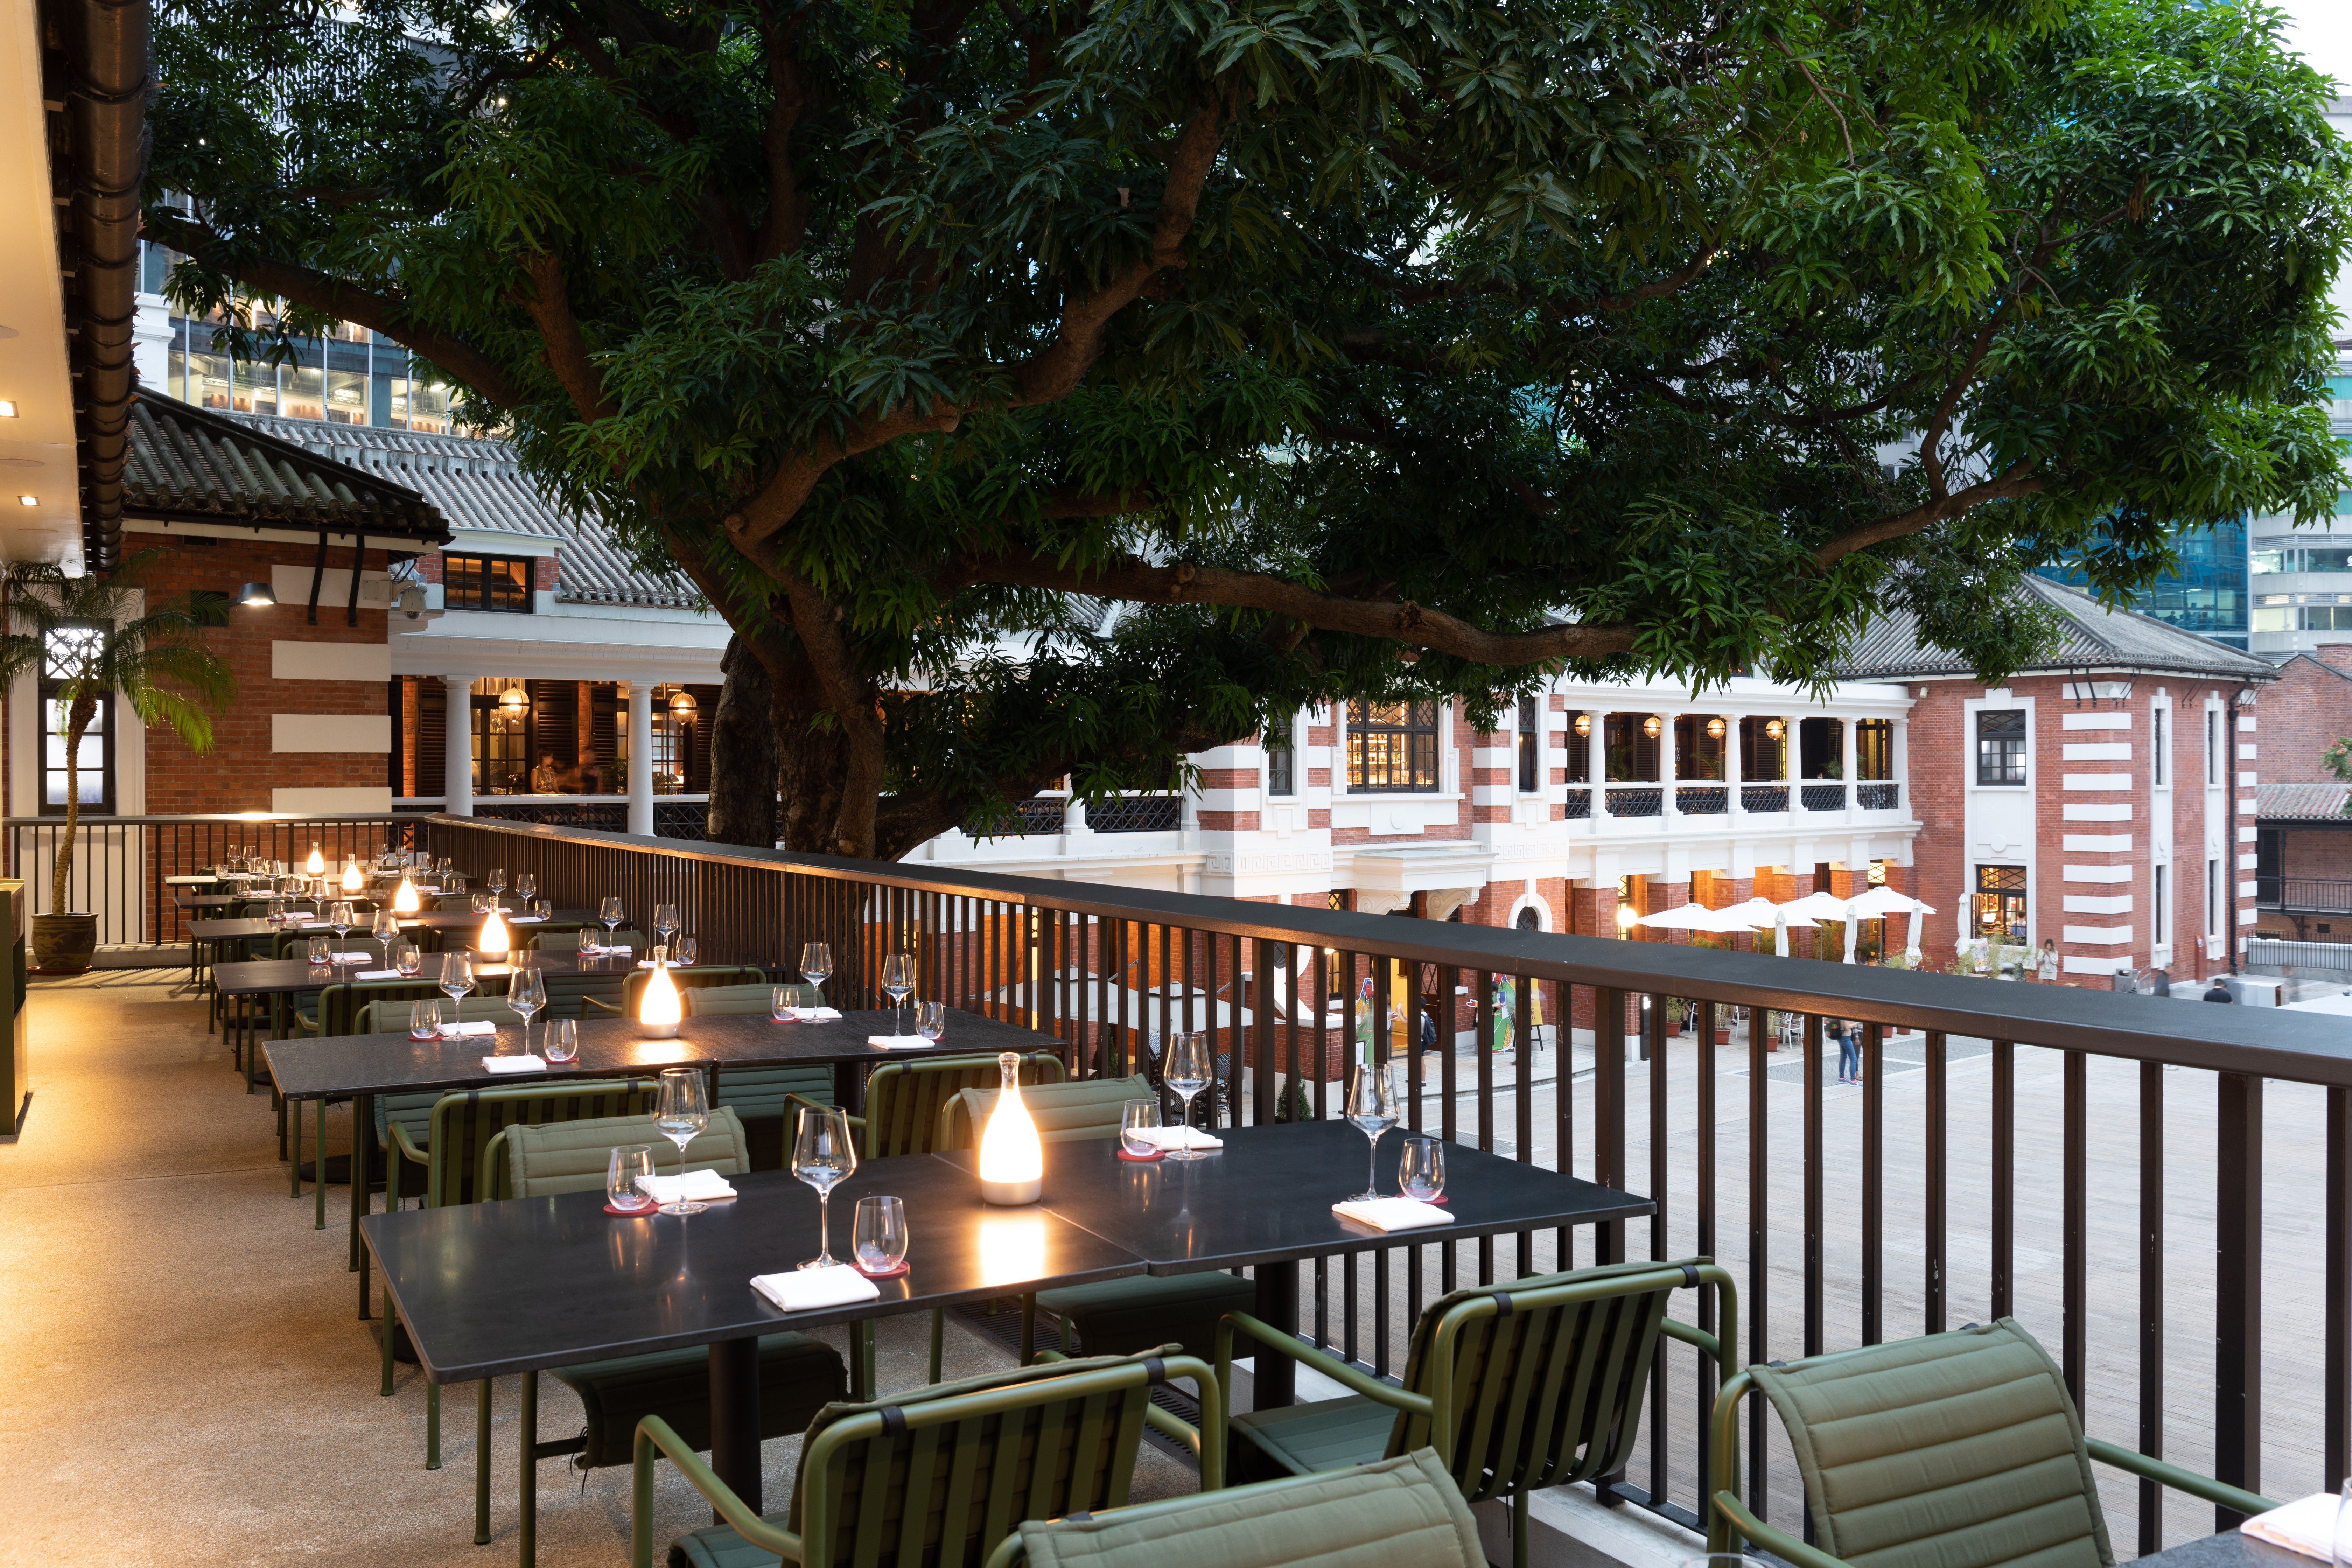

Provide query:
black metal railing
left=1607, top=787, right=1662, bottom=817
left=1741, top=784, right=1789, bottom=812
left=3, top=813, right=426, bottom=946
left=1676, top=786, right=1728, bottom=815
left=2268, top=878, right=2352, bottom=913
left=1085, top=796, right=1181, bottom=833
left=1857, top=782, right=1901, bottom=810
left=404, top=797, right=716, bottom=841
left=1800, top=782, right=1848, bottom=811
left=1561, top=791, right=1592, bottom=819
left=416, top=813, right=2350, bottom=1554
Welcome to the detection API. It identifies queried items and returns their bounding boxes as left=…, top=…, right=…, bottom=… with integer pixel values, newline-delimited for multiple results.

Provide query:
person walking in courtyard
left=2037, top=939, right=2059, bottom=983
left=1835, top=1016, right=1861, bottom=1084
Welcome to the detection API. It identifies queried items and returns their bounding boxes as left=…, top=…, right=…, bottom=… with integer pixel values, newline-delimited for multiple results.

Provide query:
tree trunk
left=770, top=645, right=855, bottom=855
left=52, top=692, right=94, bottom=911
left=705, top=634, right=779, bottom=848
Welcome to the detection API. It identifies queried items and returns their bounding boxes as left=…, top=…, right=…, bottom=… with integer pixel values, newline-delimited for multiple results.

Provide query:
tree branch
left=511, top=251, right=618, bottom=422
left=752, top=3, right=809, bottom=262
left=1811, top=461, right=2046, bottom=568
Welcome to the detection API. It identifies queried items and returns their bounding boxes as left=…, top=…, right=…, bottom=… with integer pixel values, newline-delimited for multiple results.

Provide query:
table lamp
left=639, top=959, right=682, bottom=1038
left=340, top=859, right=364, bottom=895
left=305, top=843, right=325, bottom=875
left=392, top=875, right=420, bottom=915
left=978, top=1051, right=1043, bottom=1205
left=478, top=908, right=510, bottom=958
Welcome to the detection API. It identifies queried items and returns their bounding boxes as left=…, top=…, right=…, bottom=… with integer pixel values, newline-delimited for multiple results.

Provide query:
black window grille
left=1346, top=701, right=1439, bottom=792
left=1517, top=697, right=1540, bottom=793
left=443, top=553, right=534, bottom=613
left=1976, top=709, right=2027, bottom=785
left=1267, top=727, right=1295, bottom=797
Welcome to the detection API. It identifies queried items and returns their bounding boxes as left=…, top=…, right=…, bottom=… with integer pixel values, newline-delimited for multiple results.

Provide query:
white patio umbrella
left=1776, top=890, right=1856, bottom=960
left=1720, top=896, right=1815, bottom=956
left=1841, top=884, right=1939, bottom=964
left=1633, top=903, right=1749, bottom=932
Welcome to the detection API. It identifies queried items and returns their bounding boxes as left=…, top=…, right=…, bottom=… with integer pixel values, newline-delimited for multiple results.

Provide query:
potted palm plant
left=0, top=553, right=234, bottom=973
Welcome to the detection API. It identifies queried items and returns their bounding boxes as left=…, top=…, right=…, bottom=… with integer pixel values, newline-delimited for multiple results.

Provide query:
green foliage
left=144, top=0, right=2352, bottom=850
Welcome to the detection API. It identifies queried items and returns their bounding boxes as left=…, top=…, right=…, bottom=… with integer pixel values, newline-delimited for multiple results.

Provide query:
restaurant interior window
left=472, top=684, right=531, bottom=794
left=1799, top=716, right=1844, bottom=778
left=1974, top=865, right=2027, bottom=941
left=1266, top=721, right=1295, bottom=797
left=1855, top=718, right=1892, bottom=779
left=2152, top=707, right=2166, bottom=786
left=1565, top=712, right=1591, bottom=782
left=1604, top=713, right=1660, bottom=781
left=1674, top=713, right=1728, bottom=780
left=1976, top=709, right=2026, bottom=785
left=38, top=627, right=113, bottom=816
left=443, top=554, right=534, bottom=613
left=1345, top=700, right=1439, bottom=792
left=1517, top=697, right=1540, bottom=792
left=1740, top=715, right=1786, bottom=780
left=2155, top=864, right=2166, bottom=945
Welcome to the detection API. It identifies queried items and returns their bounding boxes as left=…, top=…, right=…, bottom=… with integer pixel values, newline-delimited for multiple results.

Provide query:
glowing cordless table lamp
left=305, top=844, right=326, bottom=876
left=639, top=958, right=683, bottom=1038
left=341, top=859, right=365, bottom=895
left=392, top=875, right=421, bottom=915
left=478, top=908, right=511, bottom=959
left=978, top=1050, right=1043, bottom=1205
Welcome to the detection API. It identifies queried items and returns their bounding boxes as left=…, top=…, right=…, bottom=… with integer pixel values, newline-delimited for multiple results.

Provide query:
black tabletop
left=265, top=1006, right=1055, bottom=1101
left=189, top=907, right=595, bottom=942
left=940, top=1119, right=1654, bottom=1272
left=2123, top=1535, right=2299, bottom=1568
left=214, top=945, right=637, bottom=997
left=361, top=1160, right=1147, bottom=1383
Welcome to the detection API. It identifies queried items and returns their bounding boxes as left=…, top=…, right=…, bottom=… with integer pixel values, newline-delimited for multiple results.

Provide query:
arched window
left=1516, top=906, right=1542, bottom=932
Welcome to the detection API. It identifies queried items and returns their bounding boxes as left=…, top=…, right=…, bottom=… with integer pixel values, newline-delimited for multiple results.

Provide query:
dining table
left=2120, top=1533, right=2307, bottom=1568
left=272, top=1004, right=1065, bottom=1309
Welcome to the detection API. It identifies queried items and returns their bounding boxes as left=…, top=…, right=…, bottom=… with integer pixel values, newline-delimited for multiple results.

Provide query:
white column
left=626, top=681, right=654, bottom=837
left=1591, top=711, right=1611, bottom=821
left=1840, top=715, right=1858, bottom=822
left=441, top=674, right=475, bottom=815
left=1727, top=715, right=1745, bottom=820
left=1659, top=712, right=1679, bottom=819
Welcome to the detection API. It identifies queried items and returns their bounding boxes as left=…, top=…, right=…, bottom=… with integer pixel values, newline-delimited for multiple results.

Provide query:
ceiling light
left=1706, top=716, right=1727, bottom=740
left=668, top=689, right=698, bottom=716
left=236, top=581, right=275, bottom=608
left=0, top=401, right=16, bottom=417
left=1765, top=719, right=1786, bottom=741
left=1642, top=715, right=1662, bottom=740
left=1573, top=713, right=1591, bottom=737
left=16, top=495, right=34, bottom=506
left=499, top=685, right=528, bottom=711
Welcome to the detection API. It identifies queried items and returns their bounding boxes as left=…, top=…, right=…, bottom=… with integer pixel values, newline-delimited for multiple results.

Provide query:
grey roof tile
left=2259, top=782, right=2352, bottom=820
left=126, top=393, right=450, bottom=541
left=1836, top=574, right=2276, bottom=682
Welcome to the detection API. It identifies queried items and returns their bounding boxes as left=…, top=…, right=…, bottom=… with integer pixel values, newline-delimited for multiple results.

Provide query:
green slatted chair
left=940, top=1078, right=1254, bottom=1372
left=686, top=985, right=834, bottom=1171
left=1222, top=1258, right=1738, bottom=1568
left=379, top=1077, right=665, bottom=1470
left=471, top=1110, right=847, bottom=1568
left=353, top=996, right=525, bottom=1036
left=984, top=1447, right=1484, bottom=1568
left=541, top=966, right=628, bottom=1020
left=436, top=895, right=481, bottom=911
left=512, top=920, right=589, bottom=950
left=314, top=978, right=450, bottom=1036
left=1703, top=1318, right=2279, bottom=1568
left=618, top=964, right=768, bottom=1016
left=632, top=1349, right=1224, bottom=1568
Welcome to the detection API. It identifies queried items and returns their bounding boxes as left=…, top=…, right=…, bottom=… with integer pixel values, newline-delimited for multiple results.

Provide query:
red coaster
left=853, top=1259, right=911, bottom=1279
left=605, top=1201, right=658, bottom=1217
left=1406, top=1193, right=1450, bottom=1206
left=1117, top=1146, right=1164, bottom=1162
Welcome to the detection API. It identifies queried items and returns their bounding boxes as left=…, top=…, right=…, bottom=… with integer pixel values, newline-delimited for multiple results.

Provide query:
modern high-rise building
left=2038, top=515, right=2254, bottom=649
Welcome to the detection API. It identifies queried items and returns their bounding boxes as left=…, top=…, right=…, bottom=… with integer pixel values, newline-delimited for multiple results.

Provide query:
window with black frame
left=442, top=553, right=534, bottom=612
left=1266, top=720, right=1295, bottom=797
left=38, top=626, right=113, bottom=816
left=1517, top=696, right=1540, bottom=793
left=1345, top=700, right=1439, bottom=792
left=1976, top=709, right=2027, bottom=785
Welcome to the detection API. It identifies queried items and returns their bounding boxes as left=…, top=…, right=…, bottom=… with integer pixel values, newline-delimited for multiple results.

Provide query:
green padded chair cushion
left=685, top=984, right=783, bottom=1017
left=1035, top=1270, right=1255, bottom=1361
left=1227, top=1394, right=1398, bottom=1485
left=1015, top=1448, right=1485, bottom=1568
left=354, top=997, right=524, bottom=1036
left=555, top=1331, right=844, bottom=1469
left=1750, top=1318, right=2113, bottom=1568
left=943, top=1075, right=1155, bottom=1150
left=506, top=1107, right=750, bottom=1197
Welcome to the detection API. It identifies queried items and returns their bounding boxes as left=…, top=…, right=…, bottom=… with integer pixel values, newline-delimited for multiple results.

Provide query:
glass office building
left=2037, top=517, right=2251, bottom=649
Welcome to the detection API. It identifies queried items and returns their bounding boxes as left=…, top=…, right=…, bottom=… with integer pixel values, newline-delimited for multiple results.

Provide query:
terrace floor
left=0, top=974, right=1198, bottom=1567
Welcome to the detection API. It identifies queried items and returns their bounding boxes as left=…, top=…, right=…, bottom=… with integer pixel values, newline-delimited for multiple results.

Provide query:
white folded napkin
left=511, top=915, right=545, bottom=923
left=482, top=1055, right=548, bottom=1073
left=1130, top=1125, right=1223, bottom=1152
left=327, top=952, right=371, bottom=964
left=636, top=1169, right=738, bottom=1203
left=752, top=1264, right=880, bottom=1313
left=580, top=944, right=628, bottom=956
left=438, top=1021, right=498, bottom=1038
left=867, top=1035, right=932, bottom=1050
left=355, top=968, right=402, bottom=980
left=778, top=1006, right=843, bottom=1022
left=2243, top=1494, right=2337, bottom=1561
left=1331, top=1197, right=1450, bottom=1233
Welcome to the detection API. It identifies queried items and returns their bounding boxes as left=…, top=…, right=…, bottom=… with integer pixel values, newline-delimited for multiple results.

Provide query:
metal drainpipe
left=2227, top=678, right=2256, bottom=976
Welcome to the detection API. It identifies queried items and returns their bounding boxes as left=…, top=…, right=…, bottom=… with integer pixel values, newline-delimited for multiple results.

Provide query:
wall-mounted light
left=1573, top=714, right=1591, bottom=737
left=499, top=685, right=528, bottom=712
left=15, top=495, right=35, bottom=507
left=1642, top=715, right=1662, bottom=740
left=1765, top=719, right=1786, bottom=741
left=236, top=581, right=276, bottom=608
left=1706, top=716, right=1727, bottom=740
left=0, top=401, right=17, bottom=418
left=668, top=689, right=698, bottom=717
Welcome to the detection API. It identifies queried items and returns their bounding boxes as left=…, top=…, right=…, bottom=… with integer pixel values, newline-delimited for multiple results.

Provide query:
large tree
left=149, top=0, right=2350, bottom=855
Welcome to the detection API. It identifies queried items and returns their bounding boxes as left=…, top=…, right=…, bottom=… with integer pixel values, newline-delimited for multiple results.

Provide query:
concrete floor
left=0, top=973, right=1197, bottom=1567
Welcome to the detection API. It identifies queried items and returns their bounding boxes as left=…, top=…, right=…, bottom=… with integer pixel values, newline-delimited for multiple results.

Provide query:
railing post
left=1594, top=987, right=1625, bottom=1265
left=2214, top=1070, right=2263, bottom=1526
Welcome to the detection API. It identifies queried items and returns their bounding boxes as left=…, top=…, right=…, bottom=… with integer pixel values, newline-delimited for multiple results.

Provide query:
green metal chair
left=540, top=967, right=628, bottom=1020
left=314, top=978, right=450, bottom=1035
left=983, top=1447, right=1483, bottom=1568
left=685, top=984, right=834, bottom=1171
left=632, top=1349, right=1224, bottom=1568
left=1222, top=1258, right=1737, bottom=1568
left=1704, top=1317, right=2279, bottom=1568
left=617, top=964, right=767, bottom=1016
left=475, top=1109, right=847, bottom=1568
left=379, top=1077, right=665, bottom=1470
left=525, top=924, right=633, bottom=953
left=352, top=996, right=525, bottom=1036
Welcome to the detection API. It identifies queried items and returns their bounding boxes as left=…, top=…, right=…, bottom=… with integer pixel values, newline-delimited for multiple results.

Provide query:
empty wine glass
left=1344, top=1062, right=1399, bottom=1201
left=852, top=1195, right=908, bottom=1275
left=306, top=934, right=331, bottom=968
left=600, top=896, right=625, bottom=946
left=1399, top=1134, right=1446, bottom=1203
left=1163, top=1032, right=1211, bottom=1160
left=880, top=952, right=915, bottom=1035
left=488, top=868, right=507, bottom=904
left=916, top=1001, right=945, bottom=1045
left=435, top=855, right=453, bottom=882
left=516, top=872, right=538, bottom=904
left=798, top=941, right=833, bottom=1004
left=545, top=1017, right=578, bottom=1063
left=409, top=999, right=442, bottom=1040
left=509, top=965, right=547, bottom=1054
left=327, top=900, right=356, bottom=956
left=371, top=909, right=399, bottom=964
left=653, top=902, right=679, bottom=950
left=654, top=1068, right=711, bottom=1216
left=393, top=940, right=423, bottom=978
left=792, top=1105, right=858, bottom=1268
left=607, top=1146, right=656, bottom=1213
left=440, top=951, right=475, bottom=1011
left=674, top=934, right=698, bottom=967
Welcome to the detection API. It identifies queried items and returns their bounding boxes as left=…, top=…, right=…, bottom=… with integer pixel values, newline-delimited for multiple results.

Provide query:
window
left=2207, top=858, right=2219, bottom=936
left=38, top=627, right=113, bottom=816
left=1975, top=709, right=2026, bottom=785
left=1345, top=700, right=1439, bottom=792
left=2208, top=710, right=2220, bottom=785
left=1517, top=697, right=1540, bottom=793
left=2155, top=864, right=2166, bottom=945
left=1974, top=865, right=2027, bottom=941
left=472, top=690, right=531, bottom=794
left=443, top=554, right=534, bottom=613
left=1266, top=722, right=1295, bottom=797
left=1515, top=906, right=1541, bottom=931
left=2152, top=707, right=2166, bottom=787
left=1855, top=718, right=1893, bottom=780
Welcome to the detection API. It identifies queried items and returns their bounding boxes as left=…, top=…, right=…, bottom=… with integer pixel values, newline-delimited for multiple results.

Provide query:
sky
left=2281, top=0, right=2352, bottom=94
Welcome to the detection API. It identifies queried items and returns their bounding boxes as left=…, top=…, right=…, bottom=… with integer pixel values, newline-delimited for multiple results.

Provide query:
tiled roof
left=2260, top=783, right=2352, bottom=820
left=1836, top=573, right=2277, bottom=682
left=125, top=393, right=450, bottom=541
left=223, top=413, right=702, bottom=611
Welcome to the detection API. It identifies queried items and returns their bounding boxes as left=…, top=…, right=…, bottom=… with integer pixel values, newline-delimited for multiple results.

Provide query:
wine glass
left=439, top=952, right=475, bottom=1011
left=371, top=909, right=400, bottom=965
left=516, top=871, right=538, bottom=904
left=674, top=934, right=698, bottom=967
left=409, top=999, right=441, bottom=1039
left=488, top=868, right=507, bottom=905
left=1163, top=1032, right=1211, bottom=1160
left=327, top=900, right=356, bottom=957
left=600, top=896, right=625, bottom=947
left=880, top=952, right=915, bottom=1035
left=792, top=1105, right=858, bottom=1268
left=508, top=965, right=547, bottom=1054
left=607, top=1146, right=656, bottom=1213
left=653, top=902, right=679, bottom=950
left=435, top=855, right=453, bottom=884
left=545, top=1017, right=579, bottom=1063
left=577, top=926, right=601, bottom=958
left=1399, top=1135, right=1446, bottom=1203
left=852, top=1196, right=907, bottom=1276
left=654, top=1068, right=712, bottom=1216
left=916, top=1001, right=945, bottom=1045
left=798, top=941, right=833, bottom=1005
left=393, top=940, right=423, bottom=978
left=1344, top=1062, right=1399, bottom=1201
